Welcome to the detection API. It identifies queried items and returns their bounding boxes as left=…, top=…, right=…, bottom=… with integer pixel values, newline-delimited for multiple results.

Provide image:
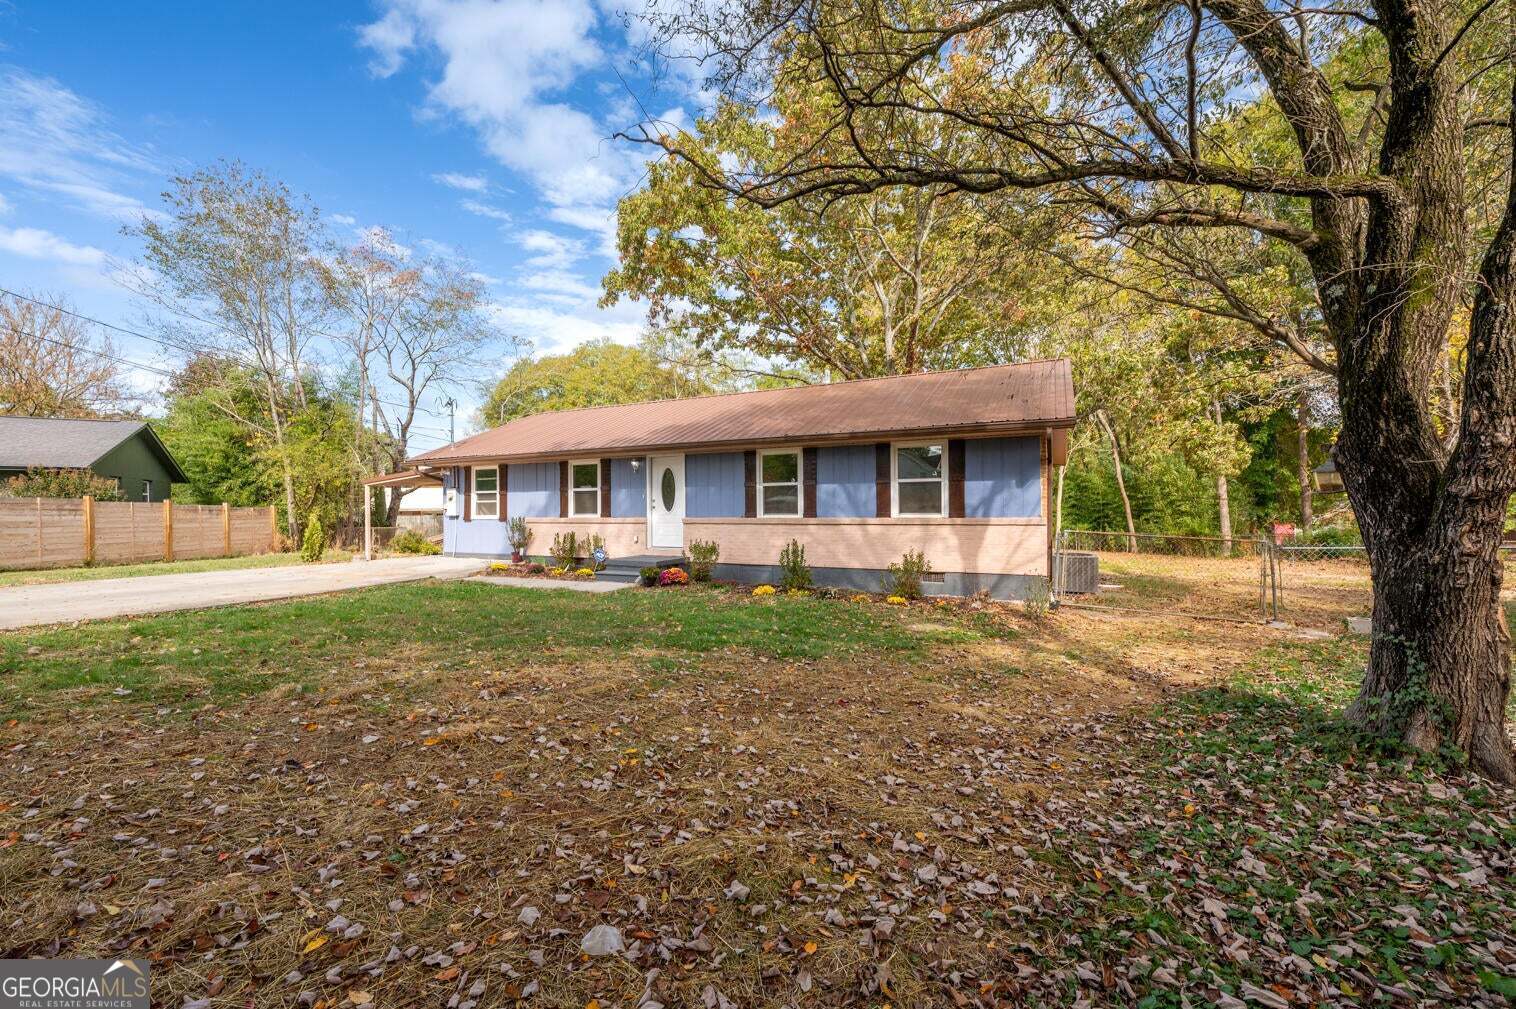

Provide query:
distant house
left=0, top=417, right=188, bottom=502
left=393, top=360, right=1075, bottom=599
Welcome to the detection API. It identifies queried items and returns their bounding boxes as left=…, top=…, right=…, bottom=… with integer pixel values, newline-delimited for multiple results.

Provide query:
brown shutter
left=875, top=443, right=891, bottom=517
left=743, top=450, right=757, bottom=518
left=558, top=460, right=569, bottom=517
left=948, top=439, right=966, bottom=518
left=461, top=466, right=472, bottom=521
left=803, top=447, right=818, bottom=518
left=498, top=464, right=509, bottom=521
left=600, top=458, right=612, bottom=517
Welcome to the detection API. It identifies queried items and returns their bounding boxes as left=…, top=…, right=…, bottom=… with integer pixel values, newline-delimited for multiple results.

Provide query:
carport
left=361, top=469, right=445, bottom=560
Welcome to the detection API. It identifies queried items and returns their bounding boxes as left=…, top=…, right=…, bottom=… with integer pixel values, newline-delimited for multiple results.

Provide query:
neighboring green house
left=0, top=416, right=188, bottom=502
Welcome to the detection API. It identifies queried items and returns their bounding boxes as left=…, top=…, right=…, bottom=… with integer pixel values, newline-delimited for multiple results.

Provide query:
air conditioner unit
left=1055, top=550, right=1099, bottom=594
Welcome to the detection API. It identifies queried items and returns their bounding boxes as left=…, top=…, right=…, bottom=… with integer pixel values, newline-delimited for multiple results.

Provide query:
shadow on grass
left=1012, top=634, right=1516, bottom=1006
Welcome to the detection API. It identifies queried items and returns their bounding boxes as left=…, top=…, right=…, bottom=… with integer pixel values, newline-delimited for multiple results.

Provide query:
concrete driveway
left=0, top=556, right=483, bottom=631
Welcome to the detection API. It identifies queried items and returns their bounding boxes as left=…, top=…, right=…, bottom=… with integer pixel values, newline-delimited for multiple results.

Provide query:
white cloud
left=330, top=213, right=357, bottom=225
left=486, top=297, right=641, bottom=356
left=0, top=193, right=9, bottom=216
left=0, top=225, right=106, bottom=266
left=433, top=171, right=488, bottom=192
left=0, top=70, right=162, bottom=222
left=460, top=198, right=512, bottom=222
left=359, top=1, right=643, bottom=217
left=517, top=228, right=585, bottom=270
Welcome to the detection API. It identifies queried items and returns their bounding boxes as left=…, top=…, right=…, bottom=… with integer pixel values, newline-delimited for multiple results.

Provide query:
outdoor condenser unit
left=1055, top=550, right=1100, bottom=595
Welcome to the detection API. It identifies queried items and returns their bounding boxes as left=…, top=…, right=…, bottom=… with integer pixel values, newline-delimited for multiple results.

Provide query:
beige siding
left=522, top=517, right=648, bottom=557
left=684, top=516, right=1048, bottom=576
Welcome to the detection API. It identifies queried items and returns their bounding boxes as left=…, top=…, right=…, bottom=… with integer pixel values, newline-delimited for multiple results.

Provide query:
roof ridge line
left=476, top=358, right=1068, bottom=433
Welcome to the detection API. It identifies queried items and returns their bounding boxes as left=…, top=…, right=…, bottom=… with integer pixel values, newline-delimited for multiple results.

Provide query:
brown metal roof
left=361, top=468, right=444, bottom=488
left=410, top=359, right=1075, bottom=466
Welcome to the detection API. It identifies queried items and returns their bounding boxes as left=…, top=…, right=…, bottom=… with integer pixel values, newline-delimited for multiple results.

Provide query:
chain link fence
left=1053, top=532, right=1516, bottom=629
left=1053, top=529, right=1279, bottom=623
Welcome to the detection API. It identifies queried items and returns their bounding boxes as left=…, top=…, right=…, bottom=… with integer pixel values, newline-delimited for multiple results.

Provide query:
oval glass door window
left=660, top=468, right=676, bottom=510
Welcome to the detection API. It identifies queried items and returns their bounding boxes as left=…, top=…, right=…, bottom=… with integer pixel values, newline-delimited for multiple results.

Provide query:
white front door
left=648, top=454, right=684, bottom=549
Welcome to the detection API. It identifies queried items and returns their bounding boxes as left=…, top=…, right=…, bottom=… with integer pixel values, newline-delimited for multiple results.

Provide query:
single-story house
left=396, top=360, right=1075, bottom=598
left=0, top=416, right=187, bottom=502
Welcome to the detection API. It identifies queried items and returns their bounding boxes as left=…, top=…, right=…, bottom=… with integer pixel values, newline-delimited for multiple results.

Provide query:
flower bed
left=483, top=561, right=594, bottom=581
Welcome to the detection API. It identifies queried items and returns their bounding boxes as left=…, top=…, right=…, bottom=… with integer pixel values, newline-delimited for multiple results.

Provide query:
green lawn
left=0, top=581, right=978, bottom=716
left=0, top=551, right=305, bottom=588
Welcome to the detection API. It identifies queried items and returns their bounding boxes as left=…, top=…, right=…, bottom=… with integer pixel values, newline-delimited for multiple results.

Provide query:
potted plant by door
left=507, top=516, right=531, bottom=563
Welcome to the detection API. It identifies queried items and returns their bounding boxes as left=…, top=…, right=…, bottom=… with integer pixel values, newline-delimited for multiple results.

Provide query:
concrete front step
left=600, top=554, right=687, bottom=584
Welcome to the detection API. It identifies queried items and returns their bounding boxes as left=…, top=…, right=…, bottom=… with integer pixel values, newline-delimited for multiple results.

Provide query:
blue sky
left=0, top=1, right=689, bottom=449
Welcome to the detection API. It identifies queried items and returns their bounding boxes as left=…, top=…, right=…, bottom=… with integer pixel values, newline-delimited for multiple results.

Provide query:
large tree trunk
left=1297, top=392, right=1312, bottom=531
left=1338, top=74, right=1516, bottom=782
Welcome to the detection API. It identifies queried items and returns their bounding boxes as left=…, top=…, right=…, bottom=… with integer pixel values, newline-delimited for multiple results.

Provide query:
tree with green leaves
left=637, top=0, right=1516, bottom=778
left=605, top=97, right=1060, bottom=379
left=129, top=160, right=329, bottom=545
left=478, top=339, right=712, bottom=427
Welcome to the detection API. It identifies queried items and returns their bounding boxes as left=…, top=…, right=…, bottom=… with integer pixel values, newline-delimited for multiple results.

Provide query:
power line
left=3, top=321, right=454, bottom=439
left=0, top=287, right=463, bottom=427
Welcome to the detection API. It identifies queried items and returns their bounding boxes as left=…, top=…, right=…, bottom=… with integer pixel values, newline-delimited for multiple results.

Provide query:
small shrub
left=3, top=466, right=124, bottom=501
left=488, top=562, right=511, bottom=572
left=689, top=539, right=720, bottom=582
left=389, top=528, right=440, bottom=555
left=550, top=531, right=579, bottom=569
left=812, top=585, right=844, bottom=600
left=506, top=516, right=532, bottom=558
left=884, top=548, right=931, bottom=600
left=885, top=594, right=908, bottom=605
left=639, top=565, right=660, bottom=587
left=585, top=532, right=607, bottom=570
left=573, top=567, right=596, bottom=578
left=658, top=567, right=689, bottom=587
left=526, top=562, right=546, bottom=574
left=1023, top=576, right=1052, bottom=622
left=300, top=511, right=325, bottom=563
left=850, top=593, right=870, bottom=603
left=751, top=584, right=776, bottom=597
left=778, top=539, right=812, bottom=592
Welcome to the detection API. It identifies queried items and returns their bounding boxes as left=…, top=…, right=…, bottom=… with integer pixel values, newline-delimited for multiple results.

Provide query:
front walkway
left=0, top=555, right=482, bottom=630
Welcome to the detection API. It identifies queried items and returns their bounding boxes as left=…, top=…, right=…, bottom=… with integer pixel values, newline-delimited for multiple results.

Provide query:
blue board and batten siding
left=815, top=444, right=876, bottom=517
left=507, top=462, right=559, bottom=517
left=965, top=436, right=1041, bottom=517
left=685, top=452, right=745, bottom=518
left=610, top=458, right=646, bottom=518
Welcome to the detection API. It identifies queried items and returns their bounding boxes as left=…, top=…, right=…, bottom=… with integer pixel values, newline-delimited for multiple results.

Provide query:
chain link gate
left=1052, top=529, right=1279, bottom=623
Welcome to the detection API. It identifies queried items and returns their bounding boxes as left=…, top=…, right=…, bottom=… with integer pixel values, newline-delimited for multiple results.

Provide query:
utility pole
left=441, top=396, right=457, bottom=444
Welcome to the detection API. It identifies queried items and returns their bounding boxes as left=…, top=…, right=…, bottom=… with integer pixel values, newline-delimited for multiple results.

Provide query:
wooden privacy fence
left=0, top=497, right=278, bottom=571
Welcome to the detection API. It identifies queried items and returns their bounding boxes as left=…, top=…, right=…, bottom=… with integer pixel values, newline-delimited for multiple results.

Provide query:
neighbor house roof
left=0, top=416, right=188, bottom=482
left=411, top=359, right=1075, bottom=466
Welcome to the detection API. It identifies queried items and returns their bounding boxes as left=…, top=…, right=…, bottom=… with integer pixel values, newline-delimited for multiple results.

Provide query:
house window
left=759, top=450, right=800, bottom=516
left=473, top=466, right=499, bottom=519
left=570, top=461, right=600, bottom=516
left=142, top=479, right=153, bottom=503
left=893, top=443, right=946, bottom=516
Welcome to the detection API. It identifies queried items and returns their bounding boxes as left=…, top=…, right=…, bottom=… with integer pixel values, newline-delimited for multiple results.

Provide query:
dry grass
left=1, top=584, right=1510, bottom=1008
